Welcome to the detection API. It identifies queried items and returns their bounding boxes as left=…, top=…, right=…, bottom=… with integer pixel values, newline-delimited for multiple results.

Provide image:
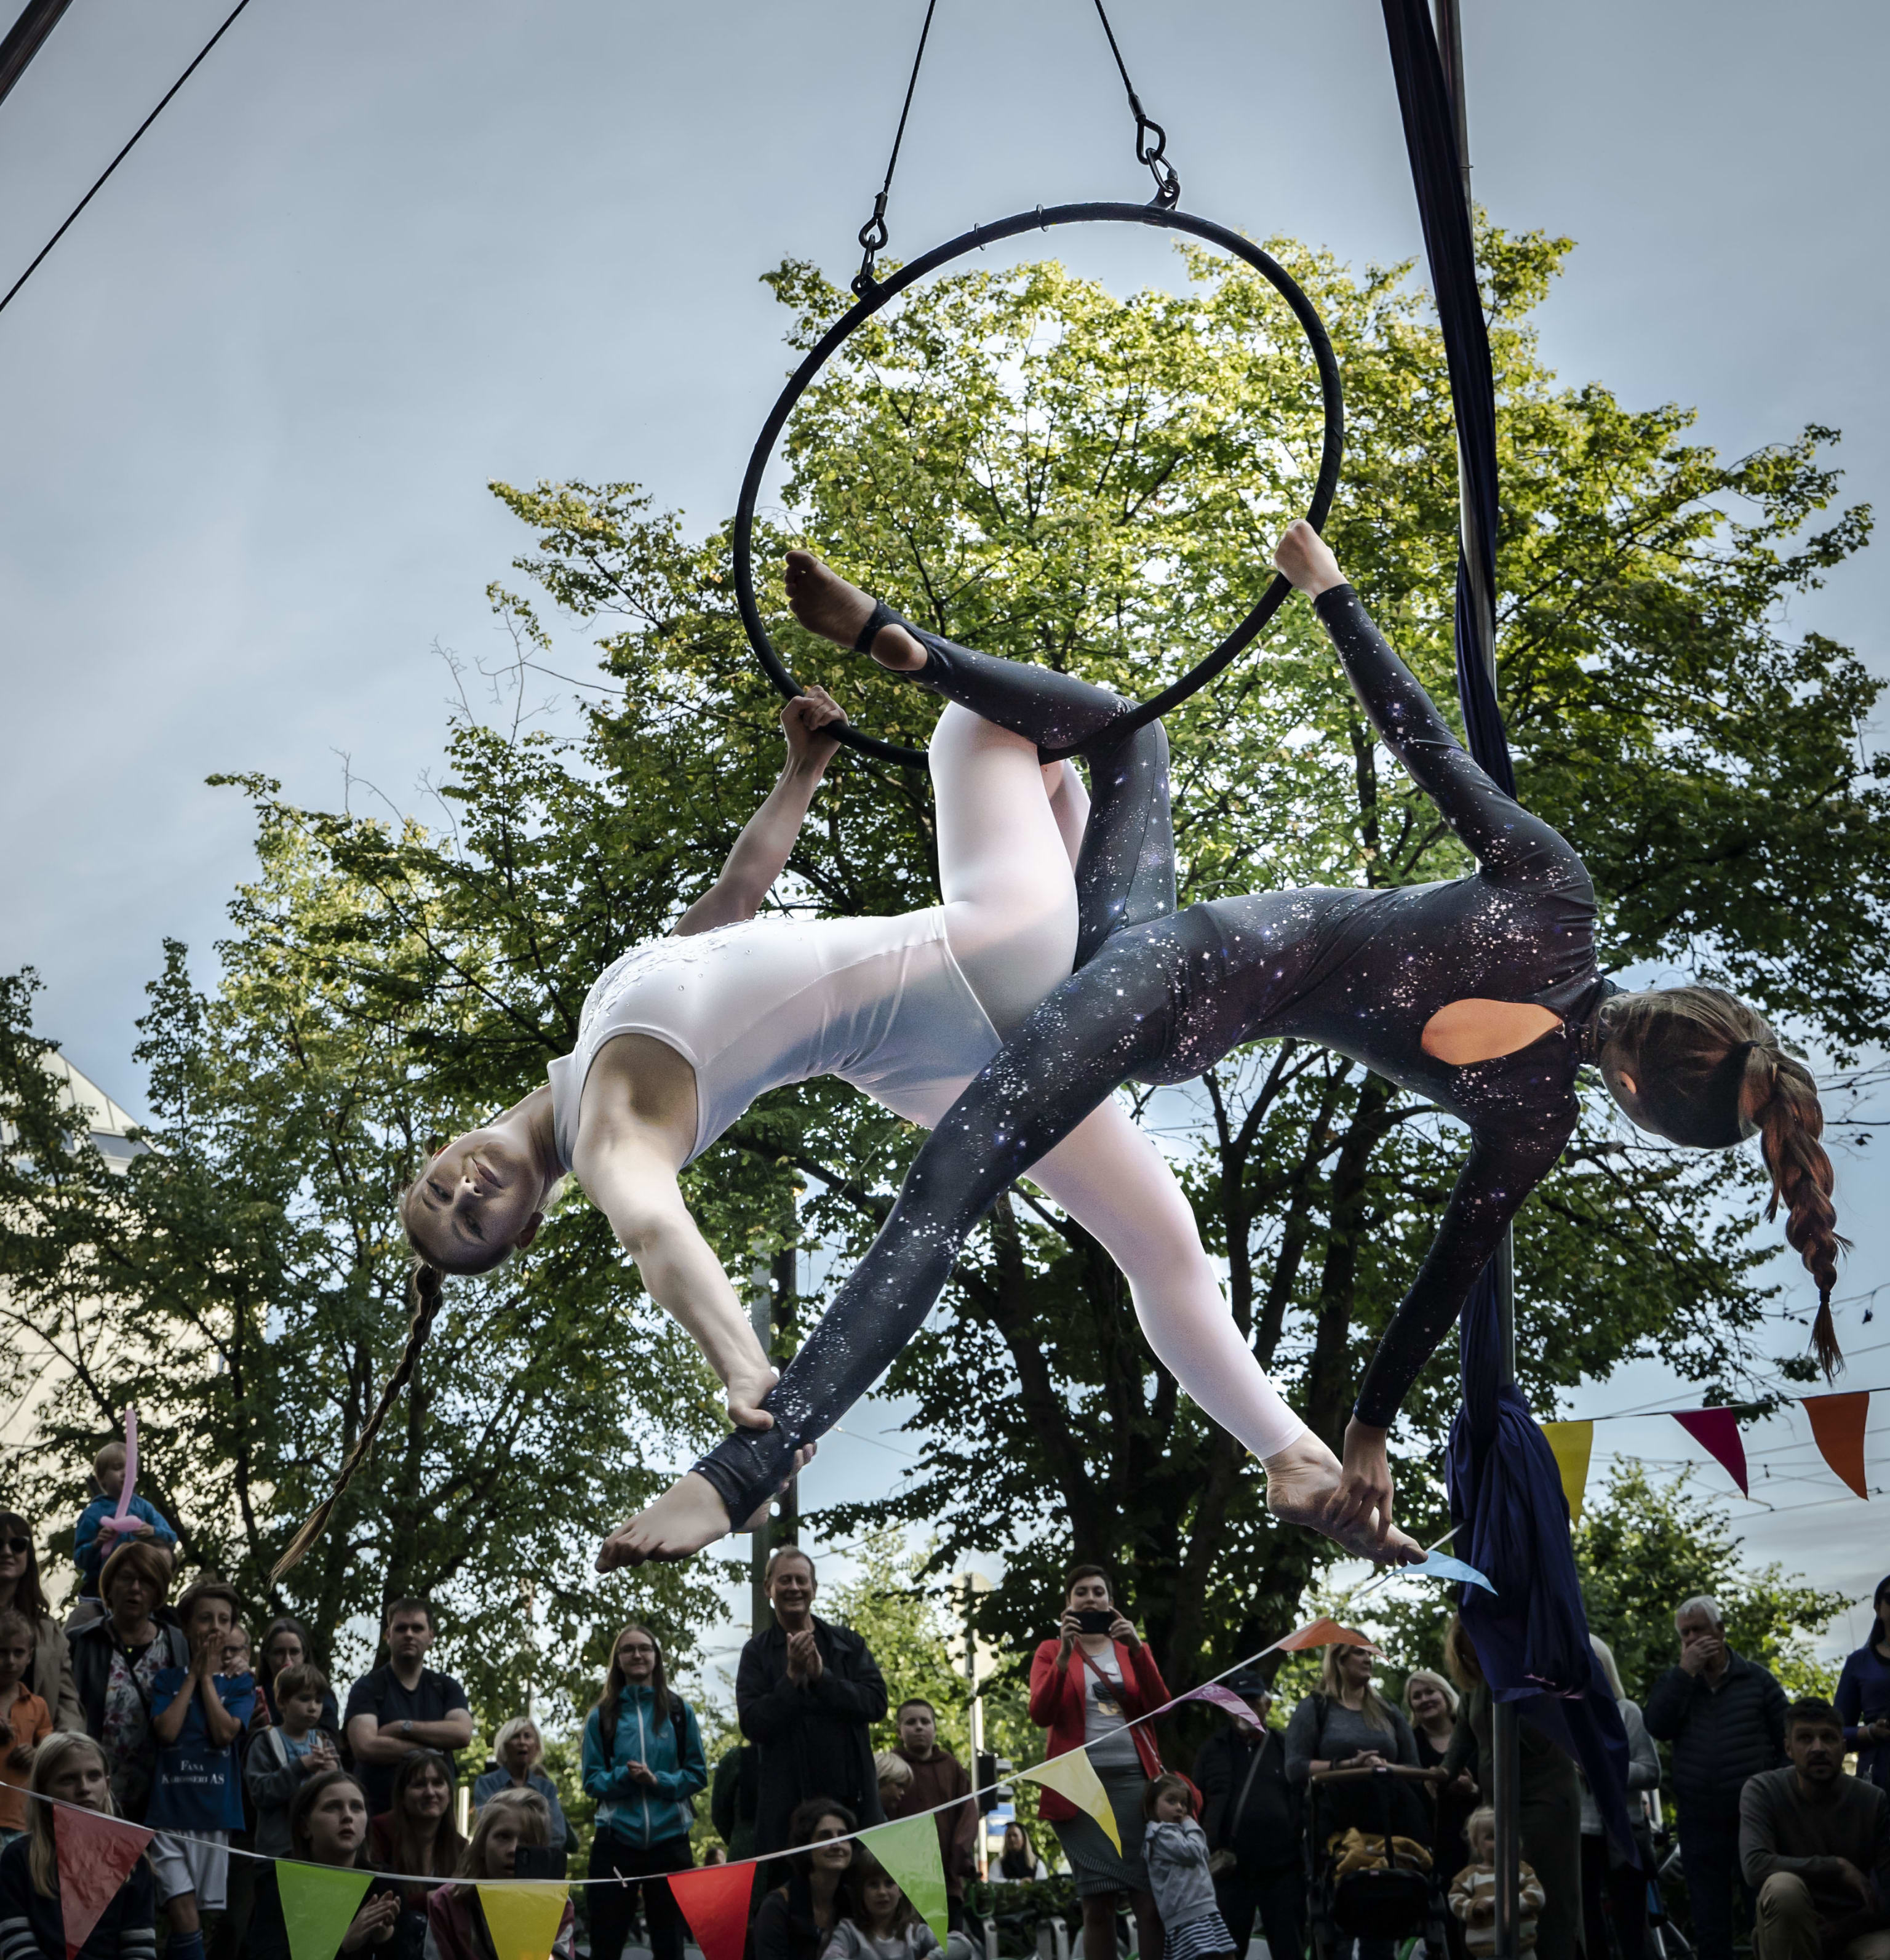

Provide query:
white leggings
left=930, top=704, right=1308, bottom=1462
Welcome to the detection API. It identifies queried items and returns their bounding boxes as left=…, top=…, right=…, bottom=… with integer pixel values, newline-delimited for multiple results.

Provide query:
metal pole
left=1431, top=9, right=1520, bottom=1958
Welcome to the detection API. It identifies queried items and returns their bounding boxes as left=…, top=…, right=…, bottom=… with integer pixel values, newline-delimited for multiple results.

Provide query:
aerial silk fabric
left=1379, top=0, right=1633, bottom=1854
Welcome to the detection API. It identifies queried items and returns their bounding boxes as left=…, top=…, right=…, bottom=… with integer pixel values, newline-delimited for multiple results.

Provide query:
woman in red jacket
left=1029, top=1564, right=1171, bottom=1960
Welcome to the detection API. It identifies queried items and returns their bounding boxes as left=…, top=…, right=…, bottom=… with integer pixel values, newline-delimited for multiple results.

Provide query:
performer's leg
left=1026, top=1101, right=1307, bottom=1460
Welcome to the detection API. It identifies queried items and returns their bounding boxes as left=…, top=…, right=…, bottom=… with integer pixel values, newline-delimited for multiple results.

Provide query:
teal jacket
left=582, top=1686, right=707, bottom=1846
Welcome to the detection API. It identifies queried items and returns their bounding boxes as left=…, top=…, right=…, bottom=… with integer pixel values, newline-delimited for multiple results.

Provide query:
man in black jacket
left=1645, top=1594, right=1789, bottom=1960
left=1194, top=1672, right=1304, bottom=1960
left=736, top=1546, right=889, bottom=1855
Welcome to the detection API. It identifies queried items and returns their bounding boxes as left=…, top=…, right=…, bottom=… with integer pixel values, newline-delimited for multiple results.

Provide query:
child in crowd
left=1142, top=1773, right=1237, bottom=1960
left=426, top=1787, right=576, bottom=1960
left=244, top=1665, right=340, bottom=1858
left=0, top=1731, right=158, bottom=1959
left=1449, top=1807, right=1545, bottom=1957
left=146, top=1577, right=255, bottom=1960
left=247, top=1769, right=401, bottom=1960
left=72, top=1442, right=177, bottom=1618
left=823, top=1846, right=943, bottom=1960
left=0, top=1610, right=54, bottom=1847
left=875, top=1750, right=913, bottom=1822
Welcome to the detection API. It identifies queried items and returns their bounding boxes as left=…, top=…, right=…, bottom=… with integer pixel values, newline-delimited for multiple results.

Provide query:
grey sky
left=4, top=1, right=1886, bottom=1642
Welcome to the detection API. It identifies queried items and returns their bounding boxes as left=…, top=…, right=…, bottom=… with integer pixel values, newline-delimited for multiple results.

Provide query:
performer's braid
left=1749, top=1047, right=1849, bottom=1380
left=271, top=1262, right=446, bottom=1582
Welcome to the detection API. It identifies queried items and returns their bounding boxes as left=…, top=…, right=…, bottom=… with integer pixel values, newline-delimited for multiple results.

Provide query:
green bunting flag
left=276, top=1862, right=372, bottom=1960
left=862, top=1812, right=951, bottom=1950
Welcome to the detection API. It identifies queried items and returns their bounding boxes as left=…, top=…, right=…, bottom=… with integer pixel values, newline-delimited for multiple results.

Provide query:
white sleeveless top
left=546, top=907, right=1002, bottom=1170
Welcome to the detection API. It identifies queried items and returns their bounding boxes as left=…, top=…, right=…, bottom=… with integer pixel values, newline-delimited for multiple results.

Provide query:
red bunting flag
left=1802, top=1391, right=1871, bottom=1499
left=1276, top=1618, right=1379, bottom=1653
left=54, top=1806, right=152, bottom=1960
left=669, top=1858, right=756, bottom=1960
left=1671, top=1407, right=1749, bottom=1496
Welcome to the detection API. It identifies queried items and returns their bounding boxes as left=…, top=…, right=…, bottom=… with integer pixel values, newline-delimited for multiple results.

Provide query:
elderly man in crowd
left=1740, top=1697, right=1890, bottom=1960
left=1646, top=1594, right=1788, bottom=1960
left=736, top=1546, right=888, bottom=1855
left=1193, top=1670, right=1304, bottom=1960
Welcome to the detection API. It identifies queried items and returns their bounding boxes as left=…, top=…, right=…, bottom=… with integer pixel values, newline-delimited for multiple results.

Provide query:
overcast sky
left=4, top=0, right=1886, bottom=1653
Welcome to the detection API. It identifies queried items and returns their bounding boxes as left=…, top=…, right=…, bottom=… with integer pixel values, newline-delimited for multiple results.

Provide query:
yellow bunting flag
left=477, top=1882, right=570, bottom=1960
left=1539, top=1420, right=1595, bottom=1522
left=863, top=1811, right=951, bottom=1949
left=1019, top=1748, right=1120, bottom=1852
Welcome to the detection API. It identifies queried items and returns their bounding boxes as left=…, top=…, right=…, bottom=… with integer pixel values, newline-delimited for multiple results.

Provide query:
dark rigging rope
left=852, top=0, right=1181, bottom=297
left=0, top=0, right=256, bottom=321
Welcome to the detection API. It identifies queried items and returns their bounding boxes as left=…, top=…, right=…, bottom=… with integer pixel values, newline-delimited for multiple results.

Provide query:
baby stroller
left=1306, top=1766, right=1449, bottom=1960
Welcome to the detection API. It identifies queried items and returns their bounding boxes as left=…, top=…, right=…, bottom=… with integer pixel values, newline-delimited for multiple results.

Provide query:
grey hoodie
left=1145, top=1816, right=1219, bottom=1929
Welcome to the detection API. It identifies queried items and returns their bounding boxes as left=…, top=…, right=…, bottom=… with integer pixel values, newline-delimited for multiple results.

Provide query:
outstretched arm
left=1272, top=524, right=1571, bottom=882
left=672, top=689, right=847, bottom=937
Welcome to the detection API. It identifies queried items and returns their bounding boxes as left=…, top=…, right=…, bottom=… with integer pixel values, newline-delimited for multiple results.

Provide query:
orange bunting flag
left=669, top=1860, right=759, bottom=1960
left=1539, top=1421, right=1595, bottom=1522
left=476, top=1882, right=569, bottom=1960
left=1802, top=1391, right=1871, bottom=1499
left=1019, top=1748, right=1121, bottom=1852
left=1276, top=1617, right=1379, bottom=1654
left=53, top=1807, right=152, bottom=1960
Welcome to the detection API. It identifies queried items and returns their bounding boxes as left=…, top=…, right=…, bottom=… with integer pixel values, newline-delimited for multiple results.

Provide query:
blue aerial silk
left=1378, top=0, right=1635, bottom=1854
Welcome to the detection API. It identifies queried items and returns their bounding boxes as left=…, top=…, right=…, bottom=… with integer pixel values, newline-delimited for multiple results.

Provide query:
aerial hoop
left=731, top=199, right=1346, bottom=768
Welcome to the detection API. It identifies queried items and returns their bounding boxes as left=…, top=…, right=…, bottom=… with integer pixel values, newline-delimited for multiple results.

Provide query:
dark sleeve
left=1195, top=1734, right=1232, bottom=1846
left=1390, top=1712, right=1420, bottom=1769
left=1441, top=1703, right=1479, bottom=1788
left=1312, top=585, right=1579, bottom=885
left=811, top=1636, right=888, bottom=1724
left=1353, top=1122, right=1573, bottom=1429
left=1761, top=1669, right=1788, bottom=1763
left=1836, top=1655, right=1865, bottom=1749
left=738, top=1641, right=802, bottom=1743
left=711, top=1752, right=738, bottom=1841
left=343, top=1676, right=378, bottom=1724
left=437, top=1674, right=470, bottom=1717
left=1283, top=1698, right=1320, bottom=1788
left=1641, top=1670, right=1689, bottom=1743
left=1870, top=1788, right=1890, bottom=1909
left=752, top=1892, right=795, bottom=1960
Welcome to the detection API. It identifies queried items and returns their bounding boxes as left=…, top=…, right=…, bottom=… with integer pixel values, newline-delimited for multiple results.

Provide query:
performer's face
left=410, top=1127, right=543, bottom=1269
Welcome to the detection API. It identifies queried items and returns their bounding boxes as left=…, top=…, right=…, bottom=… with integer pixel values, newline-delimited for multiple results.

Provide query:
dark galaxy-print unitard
left=690, top=585, right=1614, bottom=1522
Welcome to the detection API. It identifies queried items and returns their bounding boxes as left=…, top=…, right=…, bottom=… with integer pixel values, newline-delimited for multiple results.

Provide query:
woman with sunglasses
left=0, top=1516, right=80, bottom=1732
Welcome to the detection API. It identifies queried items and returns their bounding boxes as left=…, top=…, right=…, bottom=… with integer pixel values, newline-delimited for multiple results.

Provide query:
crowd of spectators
left=0, top=1463, right=1884, bottom=1960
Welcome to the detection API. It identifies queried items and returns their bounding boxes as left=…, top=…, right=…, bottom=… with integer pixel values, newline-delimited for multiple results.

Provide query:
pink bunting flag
left=97, top=1406, right=138, bottom=1546
left=1178, top=1682, right=1264, bottom=1722
left=1801, top=1391, right=1871, bottom=1500
left=1671, top=1407, right=1749, bottom=1496
left=54, top=1806, right=152, bottom=1960
left=668, top=1858, right=757, bottom=1960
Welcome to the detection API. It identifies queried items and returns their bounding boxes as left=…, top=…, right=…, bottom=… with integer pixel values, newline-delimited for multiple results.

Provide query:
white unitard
left=551, top=703, right=1307, bottom=1462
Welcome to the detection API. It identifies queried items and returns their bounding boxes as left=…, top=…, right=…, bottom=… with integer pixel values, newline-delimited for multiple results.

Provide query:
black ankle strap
left=852, top=598, right=909, bottom=655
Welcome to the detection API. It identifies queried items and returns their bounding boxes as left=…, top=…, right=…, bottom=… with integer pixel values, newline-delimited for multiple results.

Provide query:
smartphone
left=1074, top=1609, right=1115, bottom=1635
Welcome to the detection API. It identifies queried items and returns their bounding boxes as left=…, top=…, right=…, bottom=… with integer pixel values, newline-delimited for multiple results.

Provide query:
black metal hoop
left=732, top=201, right=1345, bottom=767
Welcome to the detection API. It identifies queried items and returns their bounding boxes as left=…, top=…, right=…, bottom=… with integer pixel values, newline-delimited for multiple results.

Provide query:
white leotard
left=545, top=907, right=1002, bottom=1170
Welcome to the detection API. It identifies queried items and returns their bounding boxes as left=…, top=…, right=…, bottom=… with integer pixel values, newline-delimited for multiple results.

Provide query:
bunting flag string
left=1541, top=1387, right=1876, bottom=1516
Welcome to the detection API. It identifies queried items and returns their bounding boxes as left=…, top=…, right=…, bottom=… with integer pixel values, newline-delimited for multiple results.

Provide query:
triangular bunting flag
left=1672, top=1407, right=1750, bottom=1496
left=274, top=1860, right=372, bottom=1960
left=1178, top=1682, right=1262, bottom=1722
left=1539, top=1420, right=1595, bottom=1522
left=863, top=1811, right=951, bottom=1950
left=1802, top=1391, right=1871, bottom=1499
left=477, top=1881, right=569, bottom=1960
left=1019, top=1748, right=1121, bottom=1851
left=54, top=1806, right=151, bottom=1960
left=1275, top=1617, right=1378, bottom=1653
left=669, top=1860, right=756, bottom=1960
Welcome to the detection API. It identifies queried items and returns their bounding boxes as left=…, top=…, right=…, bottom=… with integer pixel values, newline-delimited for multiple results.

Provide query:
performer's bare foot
left=1263, top=1430, right=1424, bottom=1565
left=596, top=1446, right=817, bottom=1570
left=784, top=549, right=926, bottom=672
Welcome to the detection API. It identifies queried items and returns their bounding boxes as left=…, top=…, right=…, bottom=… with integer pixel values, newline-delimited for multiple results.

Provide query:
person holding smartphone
left=1028, top=1564, right=1170, bottom=1960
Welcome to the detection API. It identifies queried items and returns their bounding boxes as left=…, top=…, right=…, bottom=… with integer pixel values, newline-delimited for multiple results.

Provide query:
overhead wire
left=0, top=0, right=256, bottom=321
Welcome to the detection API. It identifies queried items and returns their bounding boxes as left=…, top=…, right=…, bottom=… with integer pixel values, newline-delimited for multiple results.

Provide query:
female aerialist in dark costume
left=606, top=522, right=1843, bottom=1567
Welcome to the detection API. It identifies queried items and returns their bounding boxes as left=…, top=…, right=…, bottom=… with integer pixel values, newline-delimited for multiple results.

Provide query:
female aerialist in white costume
left=374, top=553, right=1370, bottom=1576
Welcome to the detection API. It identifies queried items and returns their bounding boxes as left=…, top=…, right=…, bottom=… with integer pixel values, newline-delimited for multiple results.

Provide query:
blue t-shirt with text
left=146, top=1668, right=255, bottom=1831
